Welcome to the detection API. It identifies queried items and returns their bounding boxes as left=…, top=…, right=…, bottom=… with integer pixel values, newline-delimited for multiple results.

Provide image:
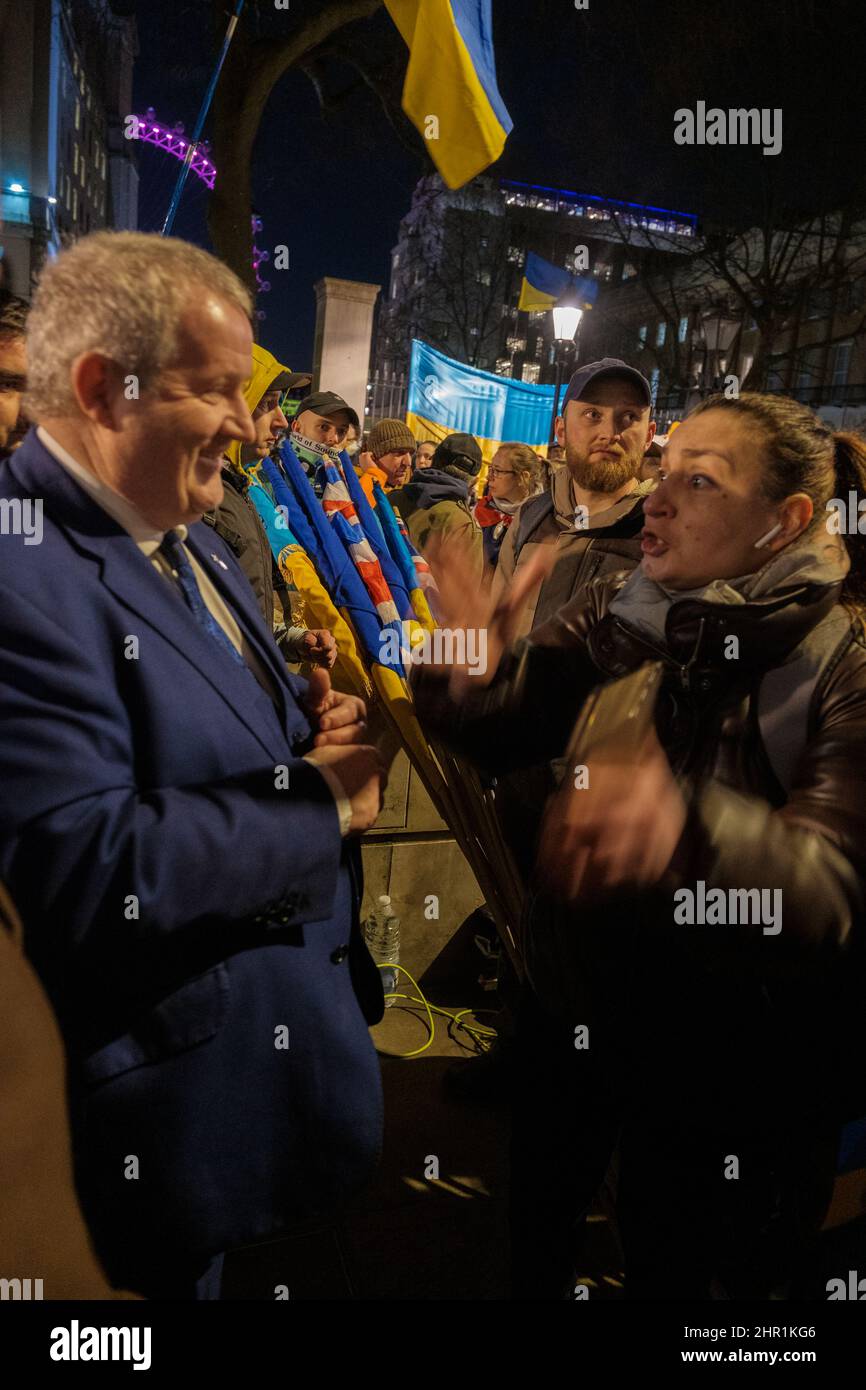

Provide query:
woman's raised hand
left=425, top=534, right=554, bottom=695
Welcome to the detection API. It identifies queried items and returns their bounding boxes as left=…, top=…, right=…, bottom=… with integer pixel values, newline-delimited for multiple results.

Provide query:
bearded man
left=493, top=359, right=657, bottom=636
left=441, top=361, right=657, bottom=1106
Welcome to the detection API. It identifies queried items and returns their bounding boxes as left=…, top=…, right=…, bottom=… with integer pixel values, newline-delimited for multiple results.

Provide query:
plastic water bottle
left=363, top=894, right=400, bottom=1007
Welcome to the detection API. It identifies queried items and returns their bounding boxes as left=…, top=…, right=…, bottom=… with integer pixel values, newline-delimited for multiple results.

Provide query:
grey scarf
left=609, top=530, right=850, bottom=648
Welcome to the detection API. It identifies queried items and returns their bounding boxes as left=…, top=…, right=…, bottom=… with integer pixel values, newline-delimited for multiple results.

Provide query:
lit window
left=638, top=325, right=648, bottom=346
left=831, top=341, right=852, bottom=387
left=766, top=356, right=786, bottom=392
left=507, top=246, right=524, bottom=265
left=495, top=358, right=512, bottom=376
left=75, top=100, right=80, bottom=129
left=805, top=286, right=833, bottom=321
left=521, top=363, right=541, bottom=384
left=649, top=368, right=660, bottom=404
left=678, top=316, right=689, bottom=343
left=795, top=346, right=822, bottom=390
left=655, top=321, right=667, bottom=347
left=73, top=145, right=79, bottom=175
left=72, top=187, right=78, bottom=219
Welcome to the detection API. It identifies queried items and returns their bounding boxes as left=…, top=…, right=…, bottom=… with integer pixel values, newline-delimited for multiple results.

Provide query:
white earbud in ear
left=754, top=521, right=783, bottom=549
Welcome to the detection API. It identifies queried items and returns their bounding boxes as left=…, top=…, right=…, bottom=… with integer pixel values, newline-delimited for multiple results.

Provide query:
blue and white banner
left=406, top=339, right=563, bottom=458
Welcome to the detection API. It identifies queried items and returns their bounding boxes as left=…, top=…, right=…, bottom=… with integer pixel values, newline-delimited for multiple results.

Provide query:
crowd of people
left=1, top=228, right=865, bottom=1302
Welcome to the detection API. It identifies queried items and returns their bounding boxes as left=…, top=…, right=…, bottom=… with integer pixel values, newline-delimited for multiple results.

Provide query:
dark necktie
left=158, top=529, right=249, bottom=670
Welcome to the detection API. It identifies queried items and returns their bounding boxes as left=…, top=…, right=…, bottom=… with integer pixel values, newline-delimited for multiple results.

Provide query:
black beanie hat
left=431, top=432, right=483, bottom=478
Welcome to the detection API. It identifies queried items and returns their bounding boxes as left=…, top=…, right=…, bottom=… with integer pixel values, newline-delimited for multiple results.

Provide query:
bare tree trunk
left=207, top=0, right=384, bottom=295
left=208, top=18, right=258, bottom=296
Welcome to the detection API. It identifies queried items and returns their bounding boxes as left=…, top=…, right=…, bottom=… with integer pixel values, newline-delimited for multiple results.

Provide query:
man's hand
left=304, top=667, right=367, bottom=746
left=299, top=628, right=338, bottom=669
left=536, top=729, right=688, bottom=902
left=305, top=744, right=386, bottom=833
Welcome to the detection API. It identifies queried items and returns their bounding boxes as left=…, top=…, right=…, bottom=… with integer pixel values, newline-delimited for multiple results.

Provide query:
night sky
left=131, top=0, right=866, bottom=371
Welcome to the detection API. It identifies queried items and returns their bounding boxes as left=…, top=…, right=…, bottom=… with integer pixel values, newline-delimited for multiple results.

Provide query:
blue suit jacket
left=0, top=431, right=383, bottom=1284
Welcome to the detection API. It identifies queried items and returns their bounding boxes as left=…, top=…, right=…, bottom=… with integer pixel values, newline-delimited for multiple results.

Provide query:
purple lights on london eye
left=133, top=110, right=217, bottom=189
left=134, top=109, right=271, bottom=318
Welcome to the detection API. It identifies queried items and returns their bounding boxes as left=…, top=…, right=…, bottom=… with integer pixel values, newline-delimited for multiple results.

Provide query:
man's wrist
left=302, top=753, right=353, bottom=835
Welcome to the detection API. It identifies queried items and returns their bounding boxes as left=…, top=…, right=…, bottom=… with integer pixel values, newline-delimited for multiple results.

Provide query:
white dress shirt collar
left=37, top=427, right=188, bottom=552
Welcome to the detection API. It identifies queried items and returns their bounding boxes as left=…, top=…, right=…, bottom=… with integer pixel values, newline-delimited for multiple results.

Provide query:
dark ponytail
left=833, top=432, right=866, bottom=608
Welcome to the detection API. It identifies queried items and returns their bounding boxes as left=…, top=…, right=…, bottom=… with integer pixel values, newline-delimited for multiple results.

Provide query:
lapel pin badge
left=210, top=552, right=229, bottom=570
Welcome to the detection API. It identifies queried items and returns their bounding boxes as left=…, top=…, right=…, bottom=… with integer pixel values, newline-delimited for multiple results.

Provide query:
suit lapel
left=185, top=522, right=296, bottom=723
left=9, top=433, right=297, bottom=764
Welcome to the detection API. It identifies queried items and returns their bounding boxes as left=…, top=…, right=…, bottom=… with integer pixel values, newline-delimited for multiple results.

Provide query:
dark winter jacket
left=415, top=533, right=866, bottom=1128
left=388, top=466, right=483, bottom=578
left=203, top=466, right=277, bottom=630
left=492, top=466, right=655, bottom=636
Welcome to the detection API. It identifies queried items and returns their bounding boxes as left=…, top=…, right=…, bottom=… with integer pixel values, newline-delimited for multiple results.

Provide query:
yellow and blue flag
left=245, top=477, right=374, bottom=699
left=385, top=0, right=512, bottom=188
left=370, top=482, right=437, bottom=632
left=407, top=338, right=560, bottom=460
left=518, top=252, right=600, bottom=314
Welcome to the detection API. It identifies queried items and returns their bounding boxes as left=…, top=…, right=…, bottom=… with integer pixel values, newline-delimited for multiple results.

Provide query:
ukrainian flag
left=406, top=337, right=559, bottom=461
left=385, top=0, right=512, bottom=189
left=518, top=252, right=600, bottom=313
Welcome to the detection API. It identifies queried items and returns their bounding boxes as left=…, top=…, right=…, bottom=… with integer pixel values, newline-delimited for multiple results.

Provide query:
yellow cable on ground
left=371, top=963, right=498, bottom=1060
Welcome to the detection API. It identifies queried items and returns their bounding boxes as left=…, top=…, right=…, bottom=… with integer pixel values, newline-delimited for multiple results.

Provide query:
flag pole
left=161, top=0, right=246, bottom=236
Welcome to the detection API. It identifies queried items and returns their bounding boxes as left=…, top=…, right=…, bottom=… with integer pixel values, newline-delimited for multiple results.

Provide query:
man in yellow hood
left=205, top=344, right=335, bottom=668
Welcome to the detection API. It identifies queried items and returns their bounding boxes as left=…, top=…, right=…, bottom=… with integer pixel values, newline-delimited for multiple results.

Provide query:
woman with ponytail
left=415, top=391, right=866, bottom=1300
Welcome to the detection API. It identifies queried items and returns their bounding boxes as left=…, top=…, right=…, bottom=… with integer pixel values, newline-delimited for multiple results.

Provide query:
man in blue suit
left=0, top=232, right=386, bottom=1298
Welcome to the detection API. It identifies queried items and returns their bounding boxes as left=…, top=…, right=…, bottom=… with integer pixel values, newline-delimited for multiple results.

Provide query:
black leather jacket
left=414, top=553, right=866, bottom=1123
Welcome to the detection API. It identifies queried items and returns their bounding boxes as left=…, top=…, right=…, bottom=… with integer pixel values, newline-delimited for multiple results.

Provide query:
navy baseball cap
left=561, top=358, right=653, bottom=413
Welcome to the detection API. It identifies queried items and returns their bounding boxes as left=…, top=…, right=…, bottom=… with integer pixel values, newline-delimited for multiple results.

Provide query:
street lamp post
left=548, top=292, right=584, bottom=451
left=698, top=308, right=740, bottom=395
